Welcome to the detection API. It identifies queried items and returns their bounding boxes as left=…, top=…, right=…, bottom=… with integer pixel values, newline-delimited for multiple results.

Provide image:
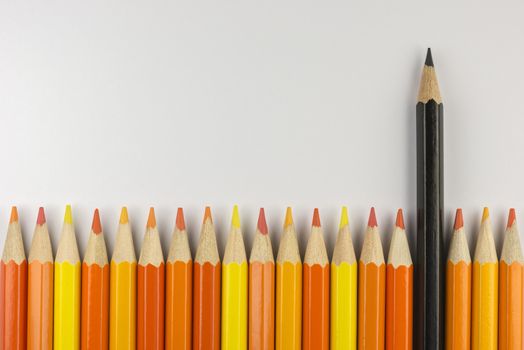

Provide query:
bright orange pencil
left=193, top=207, right=221, bottom=350
left=445, top=209, right=471, bottom=350
left=0, top=207, right=27, bottom=350
left=27, top=207, right=54, bottom=350
left=499, top=208, right=523, bottom=350
left=81, top=209, right=110, bottom=350
left=249, top=208, right=275, bottom=350
left=137, top=207, right=165, bottom=350
left=358, top=207, right=386, bottom=350
left=386, top=209, right=413, bottom=350
left=166, top=208, right=193, bottom=350
left=302, top=208, right=329, bottom=350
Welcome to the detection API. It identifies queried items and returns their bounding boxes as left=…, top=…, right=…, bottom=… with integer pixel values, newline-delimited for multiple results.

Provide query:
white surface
left=1, top=0, right=523, bottom=260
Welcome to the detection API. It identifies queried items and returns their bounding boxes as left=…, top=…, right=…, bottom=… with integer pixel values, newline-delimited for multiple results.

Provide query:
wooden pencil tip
left=37, top=207, right=46, bottom=225
left=9, top=206, right=18, bottom=223
left=339, top=206, right=349, bottom=229
left=231, top=205, right=241, bottom=229
left=176, top=207, right=186, bottom=230
left=482, top=207, right=490, bottom=222
left=284, top=207, right=294, bottom=228
left=454, top=208, right=464, bottom=230
left=203, top=206, right=212, bottom=223
left=64, top=205, right=73, bottom=224
left=312, top=208, right=321, bottom=227
left=368, top=207, right=378, bottom=227
left=119, top=207, right=129, bottom=224
left=147, top=207, right=156, bottom=228
left=395, top=209, right=405, bottom=229
left=507, top=208, right=516, bottom=228
left=257, top=208, right=268, bottom=235
left=425, top=48, right=434, bottom=67
left=92, top=209, right=102, bottom=234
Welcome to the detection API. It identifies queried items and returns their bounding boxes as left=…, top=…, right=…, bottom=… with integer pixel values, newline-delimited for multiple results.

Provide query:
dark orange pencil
left=302, top=208, right=330, bottom=350
left=137, top=208, right=165, bottom=350
left=0, top=207, right=27, bottom=350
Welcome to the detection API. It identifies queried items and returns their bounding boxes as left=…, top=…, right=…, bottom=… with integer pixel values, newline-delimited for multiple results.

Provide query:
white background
left=1, top=0, right=523, bottom=260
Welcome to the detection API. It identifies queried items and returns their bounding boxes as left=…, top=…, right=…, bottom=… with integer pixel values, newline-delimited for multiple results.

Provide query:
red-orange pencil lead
left=454, top=209, right=464, bottom=230
left=203, top=206, right=212, bottom=223
left=176, top=208, right=186, bottom=230
left=368, top=207, right=378, bottom=227
left=312, top=208, right=321, bottom=227
left=10, top=206, right=19, bottom=223
left=396, top=209, right=405, bottom=229
left=37, top=207, right=46, bottom=225
left=507, top=208, right=516, bottom=228
left=257, top=208, right=268, bottom=235
left=147, top=207, right=156, bottom=228
left=92, top=208, right=102, bottom=234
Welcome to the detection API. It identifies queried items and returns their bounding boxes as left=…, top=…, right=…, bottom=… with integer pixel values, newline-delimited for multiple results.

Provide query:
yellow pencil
left=330, top=206, right=357, bottom=350
left=110, top=207, right=137, bottom=350
left=221, top=205, right=248, bottom=350
left=472, top=207, right=498, bottom=350
left=54, top=205, right=81, bottom=350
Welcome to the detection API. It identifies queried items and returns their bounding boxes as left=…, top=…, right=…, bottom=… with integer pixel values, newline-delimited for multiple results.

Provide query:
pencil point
left=257, top=208, right=268, bottom=235
left=454, top=208, right=464, bottom=230
left=482, top=207, right=490, bottom=222
left=92, top=209, right=102, bottom=234
left=147, top=207, right=156, bottom=228
left=312, top=208, right=321, bottom=227
left=231, top=205, right=241, bottom=229
left=176, top=207, right=186, bottom=230
left=64, top=205, right=73, bottom=224
left=119, top=207, right=129, bottom=224
left=507, top=208, right=516, bottom=228
left=37, top=207, right=46, bottom=225
left=368, top=207, right=378, bottom=227
left=425, top=48, right=434, bottom=67
left=284, top=207, right=294, bottom=228
left=395, top=209, right=405, bottom=229
left=9, top=206, right=18, bottom=223
left=339, top=206, right=349, bottom=229
left=203, top=206, right=212, bottom=223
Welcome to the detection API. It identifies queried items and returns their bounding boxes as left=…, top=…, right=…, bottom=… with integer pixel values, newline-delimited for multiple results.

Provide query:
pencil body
left=330, top=262, right=357, bottom=350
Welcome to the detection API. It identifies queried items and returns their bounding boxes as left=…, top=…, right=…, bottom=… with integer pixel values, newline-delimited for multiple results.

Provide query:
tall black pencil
left=414, top=48, right=445, bottom=349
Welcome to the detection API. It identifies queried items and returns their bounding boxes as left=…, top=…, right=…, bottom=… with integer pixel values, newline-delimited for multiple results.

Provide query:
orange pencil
left=302, top=208, right=329, bottom=350
left=81, top=209, right=110, bottom=350
left=27, top=207, right=54, bottom=350
left=249, top=208, right=275, bottom=350
left=499, top=208, right=523, bottom=350
left=137, top=207, right=165, bottom=350
left=0, top=207, right=27, bottom=350
left=166, top=208, right=193, bottom=350
left=193, top=207, right=221, bottom=350
left=386, top=209, right=413, bottom=350
left=358, top=207, right=386, bottom=350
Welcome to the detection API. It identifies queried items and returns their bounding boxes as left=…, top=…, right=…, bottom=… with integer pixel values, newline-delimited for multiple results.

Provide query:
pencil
left=499, top=208, right=523, bottom=350
left=445, top=209, right=471, bottom=350
left=330, top=206, right=357, bottom=350
left=54, top=205, right=81, bottom=350
left=386, top=209, right=413, bottom=350
left=221, top=205, right=248, bottom=350
left=166, top=207, right=193, bottom=350
left=110, top=207, right=137, bottom=350
left=275, top=207, right=302, bottom=350
left=472, top=207, right=498, bottom=350
left=415, top=48, right=445, bottom=350
left=249, top=208, right=275, bottom=350
left=81, top=208, right=110, bottom=350
left=137, top=207, right=165, bottom=350
left=303, top=208, right=329, bottom=350
left=27, top=207, right=54, bottom=350
left=0, top=207, right=27, bottom=350
left=193, top=207, right=221, bottom=350
left=358, top=207, right=386, bottom=350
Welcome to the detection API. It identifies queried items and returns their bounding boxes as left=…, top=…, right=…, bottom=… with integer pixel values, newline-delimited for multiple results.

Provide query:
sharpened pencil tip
left=312, top=208, right=321, bottom=227
left=231, top=205, right=241, bottom=229
left=9, top=206, right=18, bottom=223
left=284, top=207, right=294, bottom=228
left=339, top=206, right=349, bottom=229
left=203, top=206, right=212, bottom=223
left=176, top=207, right=186, bottom=230
left=119, top=207, right=129, bottom=224
left=257, top=208, right=268, bottom=235
left=92, top=209, right=102, bottom=234
left=147, top=207, right=156, bottom=228
left=507, top=208, right=516, bottom=228
left=395, top=209, right=405, bottom=229
left=64, top=205, right=73, bottom=224
left=37, top=207, right=46, bottom=225
left=368, top=207, right=378, bottom=227
left=425, top=48, right=434, bottom=67
left=482, top=207, right=490, bottom=222
left=454, top=209, right=464, bottom=230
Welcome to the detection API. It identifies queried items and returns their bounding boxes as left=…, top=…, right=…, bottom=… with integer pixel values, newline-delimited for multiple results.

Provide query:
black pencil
left=414, top=48, right=445, bottom=350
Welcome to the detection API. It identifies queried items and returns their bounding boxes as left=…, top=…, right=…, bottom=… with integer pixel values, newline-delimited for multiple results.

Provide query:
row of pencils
left=0, top=205, right=522, bottom=350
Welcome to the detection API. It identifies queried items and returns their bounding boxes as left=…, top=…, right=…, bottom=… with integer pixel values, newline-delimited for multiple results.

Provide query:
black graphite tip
left=425, top=48, right=434, bottom=67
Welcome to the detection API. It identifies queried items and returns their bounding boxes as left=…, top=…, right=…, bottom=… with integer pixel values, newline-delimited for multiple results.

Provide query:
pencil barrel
left=221, top=262, right=248, bottom=350
left=0, top=260, right=27, bottom=350
left=445, top=261, right=471, bottom=350
left=302, top=264, right=329, bottom=350
left=193, top=262, right=221, bottom=350
left=137, top=263, right=165, bottom=350
left=385, top=264, right=413, bottom=350
left=109, top=261, right=137, bottom=350
left=499, top=261, right=523, bottom=350
left=54, top=262, right=81, bottom=350
left=81, top=263, right=110, bottom=350
left=330, top=262, right=357, bottom=350
left=358, top=261, right=386, bottom=350
left=28, top=261, right=54, bottom=350
left=276, top=261, right=302, bottom=350
left=472, top=261, right=498, bottom=350
left=249, top=261, right=275, bottom=350
left=166, top=261, right=193, bottom=350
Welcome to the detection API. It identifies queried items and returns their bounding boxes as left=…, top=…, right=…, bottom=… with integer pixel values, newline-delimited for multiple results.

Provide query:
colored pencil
left=110, top=207, right=137, bottom=350
left=330, top=206, right=357, bottom=350
left=499, top=208, right=523, bottom=350
left=137, top=207, right=165, bottom=350
left=386, top=209, right=413, bottom=350
left=166, top=208, right=193, bottom=350
left=358, top=207, right=386, bottom=350
left=0, top=207, right=27, bottom=350
left=445, top=209, right=471, bottom=350
left=193, top=207, right=221, bottom=350
left=221, top=205, right=248, bottom=350
left=275, top=207, right=302, bottom=350
left=54, top=205, right=81, bottom=350
left=27, top=207, right=54, bottom=350
left=303, top=208, right=329, bottom=350
left=249, top=208, right=275, bottom=350
left=415, top=48, right=445, bottom=350
left=472, top=207, right=498, bottom=350
left=81, top=209, right=110, bottom=350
